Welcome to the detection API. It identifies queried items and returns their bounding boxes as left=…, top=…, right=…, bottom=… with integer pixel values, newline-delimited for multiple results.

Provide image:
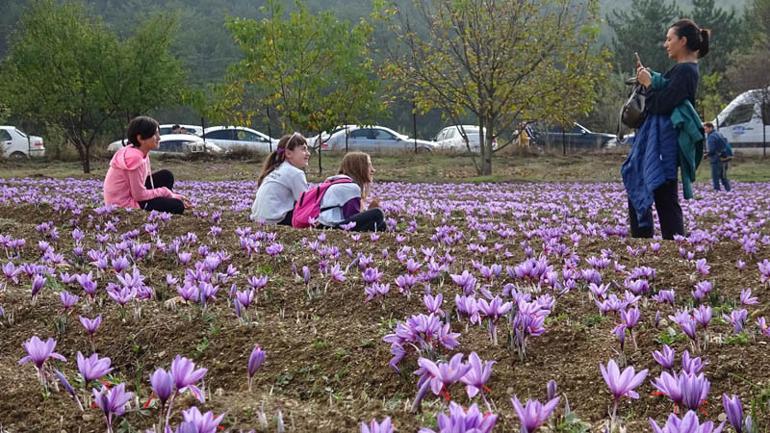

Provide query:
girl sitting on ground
left=251, top=132, right=311, bottom=225
left=103, top=116, right=190, bottom=214
left=318, top=151, right=385, bottom=232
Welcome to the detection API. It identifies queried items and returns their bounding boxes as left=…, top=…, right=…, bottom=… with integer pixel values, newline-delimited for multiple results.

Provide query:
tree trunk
left=480, top=117, right=492, bottom=176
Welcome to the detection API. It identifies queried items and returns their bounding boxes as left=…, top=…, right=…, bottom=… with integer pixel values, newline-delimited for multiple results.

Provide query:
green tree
left=219, top=0, right=386, bottom=154
left=691, top=0, right=746, bottom=75
left=376, top=0, right=609, bottom=175
left=607, top=0, right=682, bottom=74
left=0, top=0, right=186, bottom=172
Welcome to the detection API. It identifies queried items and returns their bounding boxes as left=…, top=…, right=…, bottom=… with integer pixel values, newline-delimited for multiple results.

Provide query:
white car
left=159, top=124, right=204, bottom=136
left=325, top=125, right=436, bottom=153
left=434, top=125, right=497, bottom=153
left=107, top=134, right=224, bottom=155
left=202, top=126, right=278, bottom=153
left=307, top=124, right=359, bottom=150
left=0, top=126, right=45, bottom=159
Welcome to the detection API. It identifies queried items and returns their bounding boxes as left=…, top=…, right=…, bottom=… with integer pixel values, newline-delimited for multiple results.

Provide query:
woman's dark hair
left=126, top=116, right=160, bottom=147
left=257, top=132, right=307, bottom=186
left=671, top=19, right=710, bottom=58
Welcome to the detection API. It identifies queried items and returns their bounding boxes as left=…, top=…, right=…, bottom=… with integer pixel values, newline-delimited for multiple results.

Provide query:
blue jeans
left=710, top=160, right=731, bottom=191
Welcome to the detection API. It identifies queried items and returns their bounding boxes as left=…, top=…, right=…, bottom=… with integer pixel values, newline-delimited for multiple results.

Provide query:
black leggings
left=628, top=180, right=684, bottom=240
left=340, top=208, right=386, bottom=232
left=138, top=170, right=185, bottom=215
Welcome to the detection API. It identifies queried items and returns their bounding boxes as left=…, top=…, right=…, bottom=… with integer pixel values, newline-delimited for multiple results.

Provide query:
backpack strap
left=318, top=178, right=355, bottom=213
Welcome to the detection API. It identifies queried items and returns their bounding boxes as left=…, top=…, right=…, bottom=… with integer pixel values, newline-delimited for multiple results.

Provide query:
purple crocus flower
left=693, top=305, right=712, bottom=329
left=758, top=317, right=770, bottom=338
left=510, top=395, right=560, bottom=433
left=31, top=274, right=46, bottom=299
left=170, top=355, right=207, bottom=402
left=722, top=394, right=744, bottom=433
left=423, top=293, right=444, bottom=316
left=247, top=345, right=265, bottom=391
left=600, top=359, right=648, bottom=402
left=59, top=291, right=80, bottom=310
left=723, top=309, right=748, bottom=334
left=150, top=368, right=174, bottom=405
left=740, top=288, right=758, bottom=306
left=19, top=336, right=66, bottom=370
left=417, top=353, right=471, bottom=397
left=92, top=383, right=133, bottom=433
left=54, top=369, right=84, bottom=411
left=652, top=289, right=675, bottom=305
left=76, top=352, right=113, bottom=383
left=681, top=351, right=706, bottom=375
left=680, top=372, right=710, bottom=410
left=692, top=281, right=712, bottom=302
left=77, top=272, right=97, bottom=299
left=79, top=315, right=102, bottom=336
left=649, top=410, right=725, bottom=433
left=328, top=263, right=346, bottom=282
left=652, top=345, right=676, bottom=370
left=546, top=380, right=558, bottom=401
left=180, top=406, right=225, bottom=433
left=460, top=352, right=495, bottom=398
left=361, top=417, right=393, bottom=433
left=621, top=307, right=641, bottom=329
left=759, top=259, right=770, bottom=284
left=362, top=267, right=382, bottom=285
left=652, top=371, right=684, bottom=406
left=418, top=402, right=496, bottom=433
left=669, top=310, right=698, bottom=340
left=694, top=258, right=710, bottom=276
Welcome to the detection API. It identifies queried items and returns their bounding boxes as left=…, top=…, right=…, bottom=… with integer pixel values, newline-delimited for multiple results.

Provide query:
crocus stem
left=481, top=391, right=494, bottom=413
left=164, top=392, right=177, bottom=430
left=609, top=399, right=619, bottom=432
left=411, top=380, right=431, bottom=413
left=157, top=403, right=165, bottom=433
left=248, top=375, right=253, bottom=393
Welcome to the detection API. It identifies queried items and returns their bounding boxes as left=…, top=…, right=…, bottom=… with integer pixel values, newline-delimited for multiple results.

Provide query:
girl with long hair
left=251, top=132, right=311, bottom=225
left=317, top=151, right=385, bottom=232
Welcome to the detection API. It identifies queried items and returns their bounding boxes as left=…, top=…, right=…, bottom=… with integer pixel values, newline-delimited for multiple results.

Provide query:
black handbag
left=617, top=77, right=646, bottom=140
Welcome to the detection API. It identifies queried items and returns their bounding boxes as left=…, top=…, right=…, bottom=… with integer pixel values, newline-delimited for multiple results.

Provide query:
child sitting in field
left=251, top=133, right=311, bottom=225
left=103, top=116, right=190, bottom=214
left=317, top=151, right=385, bottom=232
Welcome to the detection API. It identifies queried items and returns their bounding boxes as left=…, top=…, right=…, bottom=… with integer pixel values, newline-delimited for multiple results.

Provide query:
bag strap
left=316, top=178, right=355, bottom=213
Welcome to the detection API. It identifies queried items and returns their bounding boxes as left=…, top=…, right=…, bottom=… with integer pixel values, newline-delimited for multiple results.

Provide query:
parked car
left=159, top=124, right=204, bottom=136
left=107, top=134, right=224, bottom=155
left=530, top=122, right=616, bottom=149
left=307, top=124, right=359, bottom=150
left=0, top=126, right=45, bottom=159
left=714, top=88, right=770, bottom=148
left=324, top=125, right=436, bottom=153
left=434, top=125, right=497, bottom=153
left=202, top=126, right=277, bottom=153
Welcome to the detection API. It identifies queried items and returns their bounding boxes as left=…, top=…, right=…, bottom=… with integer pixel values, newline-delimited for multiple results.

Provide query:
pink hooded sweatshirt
left=103, top=146, right=176, bottom=209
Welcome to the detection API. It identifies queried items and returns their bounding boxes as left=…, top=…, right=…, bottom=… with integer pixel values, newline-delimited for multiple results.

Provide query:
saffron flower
left=361, top=417, right=394, bottom=433
left=247, top=345, right=266, bottom=391
left=652, top=371, right=684, bottom=406
left=679, top=372, right=710, bottom=411
left=179, top=406, right=225, bottom=433
left=92, top=383, right=133, bottom=433
left=19, top=335, right=66, bottom=370
left=649, top=410, right=724, bottom=433
left=76, top=352, right=113, bottom=383
left=460, top=351, right=495, bottom=399
left=740, top=288, right=758, bottom=306
left=600, top=358, right=648, bottom=402
left=510, top=395, right=560, bottom=433
left=79, top=315, right=102, bottom=336
left=653, top=345, right=676, bottom=370
left=722, top=394, right=745, bottom=433
left=170, top=355, right=208, bottom=403
left=419, top=402, right=496, bottom=433
left=150, top=368, right=174, bottom=405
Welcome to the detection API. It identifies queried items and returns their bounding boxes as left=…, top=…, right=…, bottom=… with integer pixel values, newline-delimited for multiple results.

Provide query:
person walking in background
left=103, top=116, right=190, bottom=214
left=621, top=19, right=709, bottom=240
left=703, top=122, right=731, bottom=192
left=251, top=132, right=310, bottom=225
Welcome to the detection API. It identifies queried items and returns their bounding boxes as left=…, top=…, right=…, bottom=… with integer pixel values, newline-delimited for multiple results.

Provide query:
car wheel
left=8, top=151, right=28, bottom=161
left=416, top=146, right=432, bottom=154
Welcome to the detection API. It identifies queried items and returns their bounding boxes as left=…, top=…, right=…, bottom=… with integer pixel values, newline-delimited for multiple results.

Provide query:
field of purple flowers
left=0, top=177, right=769, bottom=433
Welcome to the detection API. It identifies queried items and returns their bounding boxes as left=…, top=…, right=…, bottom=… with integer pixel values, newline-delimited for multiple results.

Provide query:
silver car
left=434, top=125, right=497, bottom=153
left=107, top=134, right=223, bottom=155
left=202, top=126, right=277, bottom=153
left=326, top=126, right=435, bottom=153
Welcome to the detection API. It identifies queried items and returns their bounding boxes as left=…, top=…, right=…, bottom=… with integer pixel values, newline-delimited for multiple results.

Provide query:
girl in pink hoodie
left=103, top=116, right=189, bottom=214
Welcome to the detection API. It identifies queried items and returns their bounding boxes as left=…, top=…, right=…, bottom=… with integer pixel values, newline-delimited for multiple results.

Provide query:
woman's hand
left=175, top=194, right=193, bottom=209
left=636, top=67, right=652, bottom=88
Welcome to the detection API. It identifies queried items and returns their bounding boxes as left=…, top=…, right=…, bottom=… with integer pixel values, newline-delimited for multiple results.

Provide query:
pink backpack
left=291, top=178, right=353, bottom=228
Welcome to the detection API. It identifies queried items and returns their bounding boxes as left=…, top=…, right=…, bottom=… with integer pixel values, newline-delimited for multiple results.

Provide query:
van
left=715, top=88, right=770, bottom=149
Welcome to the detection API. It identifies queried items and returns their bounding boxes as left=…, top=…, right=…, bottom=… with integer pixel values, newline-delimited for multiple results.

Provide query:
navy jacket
left=706, top=131, right=727, bottom=163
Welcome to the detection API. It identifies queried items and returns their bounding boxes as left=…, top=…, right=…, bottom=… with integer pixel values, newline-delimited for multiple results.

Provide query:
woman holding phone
left=621, top=19, right=710, bottom=240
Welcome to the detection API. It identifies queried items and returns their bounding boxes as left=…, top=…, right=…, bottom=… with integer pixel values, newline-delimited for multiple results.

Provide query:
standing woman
left=622, top=19, right=709, bottom=239
left=317, top=151, right=385, bottom=232
left=251, top=132, right=311, bottom=225
left=103, top=116, right=189, bottom=214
